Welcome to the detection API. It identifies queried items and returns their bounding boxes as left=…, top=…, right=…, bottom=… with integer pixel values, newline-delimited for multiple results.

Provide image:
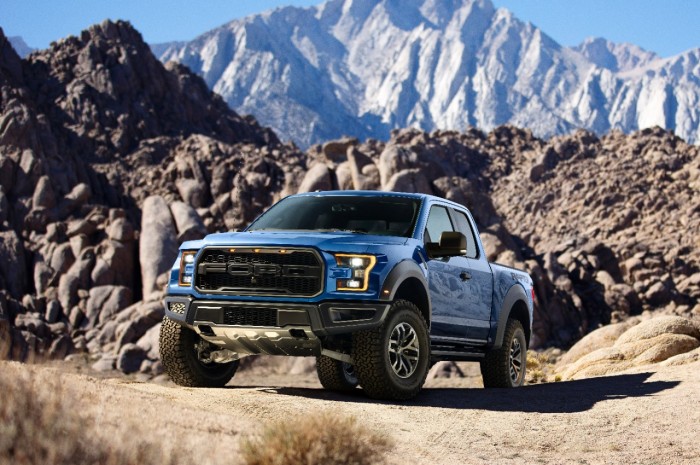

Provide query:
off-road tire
left=480, top=318, right=527, bottom=388
left=352, top=300, right=430, bottom=400
left=316, top=355, right=359, bottom=392
left=159, top=317, right=239, bottom=387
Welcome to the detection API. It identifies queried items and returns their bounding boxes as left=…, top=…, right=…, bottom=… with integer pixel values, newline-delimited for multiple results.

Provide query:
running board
left=430, top=350, right=486, bottom=362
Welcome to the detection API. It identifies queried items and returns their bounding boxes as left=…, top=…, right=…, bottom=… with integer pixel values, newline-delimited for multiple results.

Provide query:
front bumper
left=163, top=295, right=390, bottom=355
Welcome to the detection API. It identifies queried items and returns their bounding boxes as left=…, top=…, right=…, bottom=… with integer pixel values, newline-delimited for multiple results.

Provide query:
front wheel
left=352, top=300, right=430, bottom=400
left=159, top=317, right=239, bottom=387
left=480, top=318, right=527, bottom=388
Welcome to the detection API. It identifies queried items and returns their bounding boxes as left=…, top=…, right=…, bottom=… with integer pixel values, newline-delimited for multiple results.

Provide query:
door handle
left=460, top=271, right=472, bottom=281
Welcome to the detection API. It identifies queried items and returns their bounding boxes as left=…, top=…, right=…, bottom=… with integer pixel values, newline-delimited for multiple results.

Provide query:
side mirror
left=427, top=231, right=467, bottom=258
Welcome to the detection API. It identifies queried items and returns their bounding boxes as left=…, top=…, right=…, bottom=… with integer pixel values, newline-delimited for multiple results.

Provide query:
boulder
left=66, top=218, right=97, bottom=238
left=34, top=261, right=53, bottom=294
left=44, top=299, right=61, bottom=323
left=561, top=333, right=700, bottom=380
left=85, top=285, right=133, bottom=327
left=321, top=137, right=356, bottom=163
left=57, top=183, right=90, bottom=218
left=115, top=300, right=163, bottom=349
left=32, top=176, right=57, bottom=209
left=92, top=354, right=117, bottom=372
left=347, top=147, right=380, bottom=190
left=0, top=230, right=27, bottom=299
left=136, top=323, right=161, bottom=360
left=48, top=334, right=73, bottom=359
left=384, top=169, right=433, bottom=194
left=107, top=217, right=135, bottom=242
left=90, top=258, right=115, bottom=286
left=335, top=162, right=354, bottom=190
left=297, top=163, right=332, bottom=193
left=615, top=316, right=700, bottom=346
left=169, top=201, right=206, bottom=243
left=117, top=343, right=147, bottom=374
left=97, top=240, right=135, bottom=289
left=139, top=196, right=178, bottom=299
left=560, top=317, right=700, bottom=379
left=558, top=322, right=638, bottom=368
left=378, top=144, right=416, bottom=188
left=50, top=242, right=75, bottom=275
left=176, top=178, right=208, bottom=208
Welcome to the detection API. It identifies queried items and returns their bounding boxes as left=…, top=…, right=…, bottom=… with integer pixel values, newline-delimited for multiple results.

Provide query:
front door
left=424, top=205, right=490, bottom=341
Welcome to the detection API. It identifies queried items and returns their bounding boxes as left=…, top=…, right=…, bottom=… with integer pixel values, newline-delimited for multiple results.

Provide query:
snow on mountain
left=155, top=0, right=700, bottom=147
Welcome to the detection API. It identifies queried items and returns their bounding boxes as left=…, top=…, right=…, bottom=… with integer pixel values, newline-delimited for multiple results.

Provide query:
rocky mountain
left=7, top=36, right=34, bottom=58
left=0, top=21, right=307, bottom=369
left=573, top=37, right=659, bottom=73
left=0, top=20, right=698, bottom=377
left=156, top=0, right=700, bottom=149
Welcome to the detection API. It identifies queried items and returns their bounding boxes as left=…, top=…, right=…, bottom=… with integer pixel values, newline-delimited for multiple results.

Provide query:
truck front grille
left=223, top=307, right=278, bottom=327
left=195, top=248, right=323, bottom=297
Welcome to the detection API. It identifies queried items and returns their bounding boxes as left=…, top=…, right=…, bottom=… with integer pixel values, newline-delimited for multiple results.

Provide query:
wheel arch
left=493, top=285, right=532, bottom=349
left=382, top=260, right=431, bottom=326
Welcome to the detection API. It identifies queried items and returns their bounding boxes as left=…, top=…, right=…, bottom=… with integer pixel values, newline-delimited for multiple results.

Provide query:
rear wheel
left=352, top=300, right=430, bottom=400
left=316, top=355, right=358, bottom=392
left=159, top=317, right=239, bottom=387
left=480, top=318, right=527, bottom=388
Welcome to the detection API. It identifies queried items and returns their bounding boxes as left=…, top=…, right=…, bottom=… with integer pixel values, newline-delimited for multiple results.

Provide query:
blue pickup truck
left=160, top=191, right=534, bottom=400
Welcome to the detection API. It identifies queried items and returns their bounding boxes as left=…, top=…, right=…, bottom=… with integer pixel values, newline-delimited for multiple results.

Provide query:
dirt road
left=4, top=359, right=699, bottom=464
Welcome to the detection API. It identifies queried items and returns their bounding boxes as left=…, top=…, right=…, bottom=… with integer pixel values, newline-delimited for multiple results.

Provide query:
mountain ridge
left=155, top=0, right=700, bottom=148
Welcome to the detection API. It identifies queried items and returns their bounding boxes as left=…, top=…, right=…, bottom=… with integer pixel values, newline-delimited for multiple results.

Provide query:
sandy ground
left=3, top=359, right=699, bottom=465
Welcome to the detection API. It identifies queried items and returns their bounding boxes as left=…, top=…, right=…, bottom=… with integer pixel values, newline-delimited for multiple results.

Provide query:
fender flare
left=493, top=284, right=530, bottom=349
left=380, top=260, right=431, bottom=320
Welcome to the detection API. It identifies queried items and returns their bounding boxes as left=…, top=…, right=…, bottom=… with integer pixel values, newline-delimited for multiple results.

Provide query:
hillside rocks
left=1, top=19, right=699, bottom=379
left=559, top=316, right=700, bottom=379
left=0, top=22, right=304, bottom=371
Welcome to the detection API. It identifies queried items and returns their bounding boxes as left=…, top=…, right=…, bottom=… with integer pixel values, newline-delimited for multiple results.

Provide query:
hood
left=181, top=231, right=408, bottom=254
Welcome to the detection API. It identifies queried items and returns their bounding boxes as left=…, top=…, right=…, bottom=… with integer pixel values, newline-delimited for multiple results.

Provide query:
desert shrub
left=526, top=350, right=562, bottom=383
left=0, top=370, right=175, bottom=465
left=241, top=411, right=392, bottom=465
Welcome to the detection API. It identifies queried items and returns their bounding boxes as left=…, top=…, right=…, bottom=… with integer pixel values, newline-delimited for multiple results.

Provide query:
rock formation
left=1, top=21, right=699, bottom=377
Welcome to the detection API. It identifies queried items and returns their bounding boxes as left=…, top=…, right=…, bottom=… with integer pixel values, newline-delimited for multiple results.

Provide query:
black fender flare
left=380, top=260, right=431, bottom=321
left=493, top=285, right=530, bottom=350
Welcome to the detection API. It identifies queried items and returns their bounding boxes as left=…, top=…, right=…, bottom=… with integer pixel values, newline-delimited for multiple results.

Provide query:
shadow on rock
left=257, top=372, right=679, bottom=413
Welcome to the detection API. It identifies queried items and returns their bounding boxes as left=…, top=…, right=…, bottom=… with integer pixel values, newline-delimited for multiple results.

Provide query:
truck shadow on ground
left=260, top=373, right=679, bottom=413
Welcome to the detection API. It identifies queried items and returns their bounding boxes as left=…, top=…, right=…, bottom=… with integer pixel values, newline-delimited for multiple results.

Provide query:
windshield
left=247, top=195, right=421, bottom=237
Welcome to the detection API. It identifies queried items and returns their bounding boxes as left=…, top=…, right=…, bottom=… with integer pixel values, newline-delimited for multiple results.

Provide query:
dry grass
left=0, top=370, right=177, bottom=465
left=526, top=349, right=563, bottom=384
left=241, top=411, right=393, bottom=465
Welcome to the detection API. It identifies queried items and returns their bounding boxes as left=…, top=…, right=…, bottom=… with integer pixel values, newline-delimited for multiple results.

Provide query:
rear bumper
left=163, top=295, right=390, bottom=355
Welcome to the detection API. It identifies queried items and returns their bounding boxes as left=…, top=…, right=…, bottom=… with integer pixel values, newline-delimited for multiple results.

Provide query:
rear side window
left=424, top=206, right=454, bottom=243
left=451, top=209, right=479, bottom=258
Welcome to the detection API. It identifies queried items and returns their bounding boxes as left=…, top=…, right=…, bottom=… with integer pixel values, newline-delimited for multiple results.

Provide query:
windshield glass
left=247, top=195, right=421, bottom=237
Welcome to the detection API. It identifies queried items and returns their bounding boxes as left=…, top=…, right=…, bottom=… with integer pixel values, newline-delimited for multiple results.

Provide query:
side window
left=424, top=206, right=454, bottom=243
left=451, top=209, right=479, bottom=258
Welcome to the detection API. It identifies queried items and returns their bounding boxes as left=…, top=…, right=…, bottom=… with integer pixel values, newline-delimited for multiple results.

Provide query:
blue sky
left=3, top=0, right=700, bottom=57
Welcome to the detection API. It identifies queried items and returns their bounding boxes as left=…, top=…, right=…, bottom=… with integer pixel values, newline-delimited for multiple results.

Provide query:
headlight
left=178, top=251, right=197, bottom=286
left=334, top=254, right=376, bottom=291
